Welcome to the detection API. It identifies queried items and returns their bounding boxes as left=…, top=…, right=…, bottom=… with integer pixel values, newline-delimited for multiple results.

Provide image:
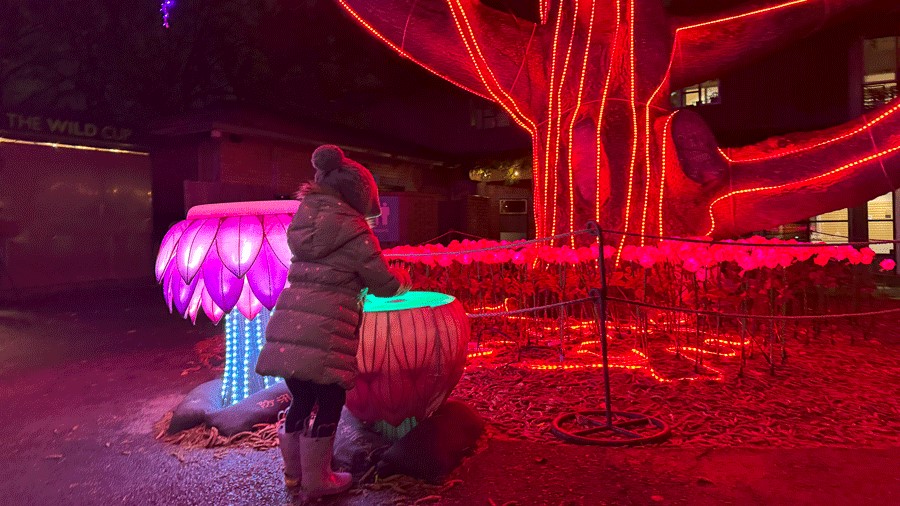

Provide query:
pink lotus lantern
left=347, top=292, right=470, bottom=437
left=155, top=200, right=299, bottom=405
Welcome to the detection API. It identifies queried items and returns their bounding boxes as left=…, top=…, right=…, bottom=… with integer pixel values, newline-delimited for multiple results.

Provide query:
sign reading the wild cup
left=3, top=112, right=133, bottom=143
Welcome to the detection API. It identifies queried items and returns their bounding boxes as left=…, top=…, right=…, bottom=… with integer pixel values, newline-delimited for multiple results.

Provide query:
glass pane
left=816, top=209, right=849, bottom=221
left=702, top=83, right=720, bottom=104
left=863, top=37, right=898, bottom=110
left=670, top=92, right=682, bottom=108
left=868, top=220, right=895, bottom=254
left=867, top=192, right=893, bottom=220
left=864, top=37, right=897, bottom=78
left=810, top=221, right=848, bottom=243
left=864, top=71, right=897, bottom=83
left=684, top=91, right=701, bottom=107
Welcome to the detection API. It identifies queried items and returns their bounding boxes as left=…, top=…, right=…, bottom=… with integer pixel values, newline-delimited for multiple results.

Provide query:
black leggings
left=283, top=379, right=346, bottom=437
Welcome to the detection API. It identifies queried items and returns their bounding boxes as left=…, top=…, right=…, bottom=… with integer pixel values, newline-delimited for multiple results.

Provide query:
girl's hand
left=389, top=265, right=412, bottom=295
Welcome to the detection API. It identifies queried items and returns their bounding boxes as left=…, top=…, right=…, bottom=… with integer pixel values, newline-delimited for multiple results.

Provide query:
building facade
left=0, top=113, right=153, bottom=296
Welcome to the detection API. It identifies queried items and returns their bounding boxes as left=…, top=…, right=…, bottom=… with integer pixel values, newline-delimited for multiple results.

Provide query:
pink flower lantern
left=155, top=200, right=299, bottom=405
left=347, top=292, right=470, bottom=437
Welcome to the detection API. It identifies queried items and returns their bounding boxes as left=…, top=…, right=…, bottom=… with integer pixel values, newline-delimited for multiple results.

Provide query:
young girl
left=256, top=145, right=410, bottom=498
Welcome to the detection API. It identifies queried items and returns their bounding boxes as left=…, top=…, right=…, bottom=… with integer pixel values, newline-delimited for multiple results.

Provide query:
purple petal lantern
left=155, top=200, right=298, bottom=405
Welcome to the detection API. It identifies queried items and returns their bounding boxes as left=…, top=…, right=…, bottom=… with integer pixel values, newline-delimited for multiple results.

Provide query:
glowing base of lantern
left=168, top=379, right=291, bottom=436
left=222, top=308, right=279, bottom=406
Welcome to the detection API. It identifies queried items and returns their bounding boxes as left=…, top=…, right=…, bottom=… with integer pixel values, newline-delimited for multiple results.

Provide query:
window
left=810, top=209, right=849, bottom=244
left=863, top=37, right=898, bottom=110
left=867, top=192, right=894, bottom=255
left=670, top=79, right=720, bottom=108
left=809, top=193, right=895, bottom=255
left=471, top=103, right=511, bottom=129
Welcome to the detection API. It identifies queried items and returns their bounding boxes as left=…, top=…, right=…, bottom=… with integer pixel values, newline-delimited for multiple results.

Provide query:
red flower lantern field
left=347, top=292, right=471, bottom=434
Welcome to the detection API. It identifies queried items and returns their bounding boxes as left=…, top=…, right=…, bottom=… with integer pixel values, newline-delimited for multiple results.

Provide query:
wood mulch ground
left=457, top=313, right=900, bottom=448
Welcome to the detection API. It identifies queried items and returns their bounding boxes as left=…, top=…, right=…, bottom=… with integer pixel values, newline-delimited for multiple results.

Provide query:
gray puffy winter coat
left=255, top=185, right=404, bottom=389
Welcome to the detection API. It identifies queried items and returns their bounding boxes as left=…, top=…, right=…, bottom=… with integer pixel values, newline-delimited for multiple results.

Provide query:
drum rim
left=363, top=291, right=457, bottom=312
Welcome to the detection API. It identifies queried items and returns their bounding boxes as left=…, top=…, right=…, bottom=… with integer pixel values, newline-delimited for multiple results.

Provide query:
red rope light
left=615, top=0, right=640, bottom=265
left=335, top=0, right=490, bottom=100
left=720, top=101, right=900, bottom=163
left=467, top=349, right=495, bottom=359
left=658, top=112, right=677, bottom=237
left=594, top=0, right=622, bottom=227
left=675, top=0, right=809, bottom=33
left=539, top=0, right=550, bottom=24
left=544, top=1, right=568, bottom=240
left=446, top=2, right=536, bottom=134
left=565, top=0, right=597, bottom=247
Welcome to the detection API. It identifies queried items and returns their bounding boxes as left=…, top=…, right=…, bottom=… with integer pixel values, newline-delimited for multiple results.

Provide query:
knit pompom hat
left=311, top=145, right=381, bottom=219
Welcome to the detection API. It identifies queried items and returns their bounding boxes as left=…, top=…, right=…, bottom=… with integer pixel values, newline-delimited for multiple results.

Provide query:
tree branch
left=334, top=0, right=540, bottom=103
left=709, top=98, right=900, bottom=237
left=670, top=0, right=873, bottom=89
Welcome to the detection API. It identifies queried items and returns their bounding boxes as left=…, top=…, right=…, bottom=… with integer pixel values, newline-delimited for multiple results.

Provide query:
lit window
left=863, top=37, right=898, bottom=111
left=670, top=80, right=720, bottom=108
left=810, top=209, right=849, bottom=244
left=809, top=193, right=895, bottom=255
left=867, top=192, right=894, bottom=255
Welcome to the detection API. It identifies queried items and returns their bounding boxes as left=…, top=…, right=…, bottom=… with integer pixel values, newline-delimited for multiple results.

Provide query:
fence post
left=547, top=224, right=670, bottom=445
left=587, top=222, right=613, bottom=427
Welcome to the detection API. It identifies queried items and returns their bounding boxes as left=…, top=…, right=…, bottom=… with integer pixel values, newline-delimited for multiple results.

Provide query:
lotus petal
left=186, top=278, right=205, bottom=324
left=246, top=241, right=288, bottom=309
left=264, top=214, right=293, bottom=267
left=174, top=269, right=200, bottom=316
left=156, top=220, right=189, bottom=282
left=202, top=253, right=243, bottom=313
left=201, top=288, right=225, bottom=325
left=175, top=218, right=220, bottom=283
left=162, top=261, right=177, bottom=313
left=236, top=278, right=263, bottom=320
left=216, top=216, right=264, bottom=278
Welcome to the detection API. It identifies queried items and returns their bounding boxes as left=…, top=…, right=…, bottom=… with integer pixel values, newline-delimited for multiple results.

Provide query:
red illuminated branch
left=670, top=0, right=872, bottom=89
left=336, top=0, right=540, bottom=102
left=706, top=98, right=900, bottom=237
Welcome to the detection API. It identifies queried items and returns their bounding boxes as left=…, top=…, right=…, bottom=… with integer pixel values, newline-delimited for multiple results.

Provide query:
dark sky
left=1, top=0, right=777, bottom=124
left=1, top=0, right=896, bottom=154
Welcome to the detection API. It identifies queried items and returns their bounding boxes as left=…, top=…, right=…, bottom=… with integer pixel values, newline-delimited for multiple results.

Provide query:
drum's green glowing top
left=363, top=291, right=456, bottom=312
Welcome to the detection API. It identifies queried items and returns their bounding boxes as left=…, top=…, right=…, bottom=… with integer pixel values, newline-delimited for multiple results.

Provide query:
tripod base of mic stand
left=551, top=410, right=671, bottom=446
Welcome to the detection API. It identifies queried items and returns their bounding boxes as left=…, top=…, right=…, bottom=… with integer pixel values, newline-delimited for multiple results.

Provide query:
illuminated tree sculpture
left=335, top=0, right=900, bottom=246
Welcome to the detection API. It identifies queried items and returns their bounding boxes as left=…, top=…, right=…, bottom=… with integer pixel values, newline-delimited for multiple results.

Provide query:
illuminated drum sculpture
left=156, top=200, right=298, bottom=406
left=347, top=292, right=470, bottom=437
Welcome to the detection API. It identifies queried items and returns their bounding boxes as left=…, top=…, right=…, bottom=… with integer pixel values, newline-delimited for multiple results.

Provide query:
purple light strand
left=161, top=1, right=175, bottom=28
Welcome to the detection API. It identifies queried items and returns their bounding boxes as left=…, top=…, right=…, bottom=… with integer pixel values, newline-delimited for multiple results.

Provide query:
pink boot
left=298, top=435, right=352, bottom=498
left=277, top=425, right=302, bottom=488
